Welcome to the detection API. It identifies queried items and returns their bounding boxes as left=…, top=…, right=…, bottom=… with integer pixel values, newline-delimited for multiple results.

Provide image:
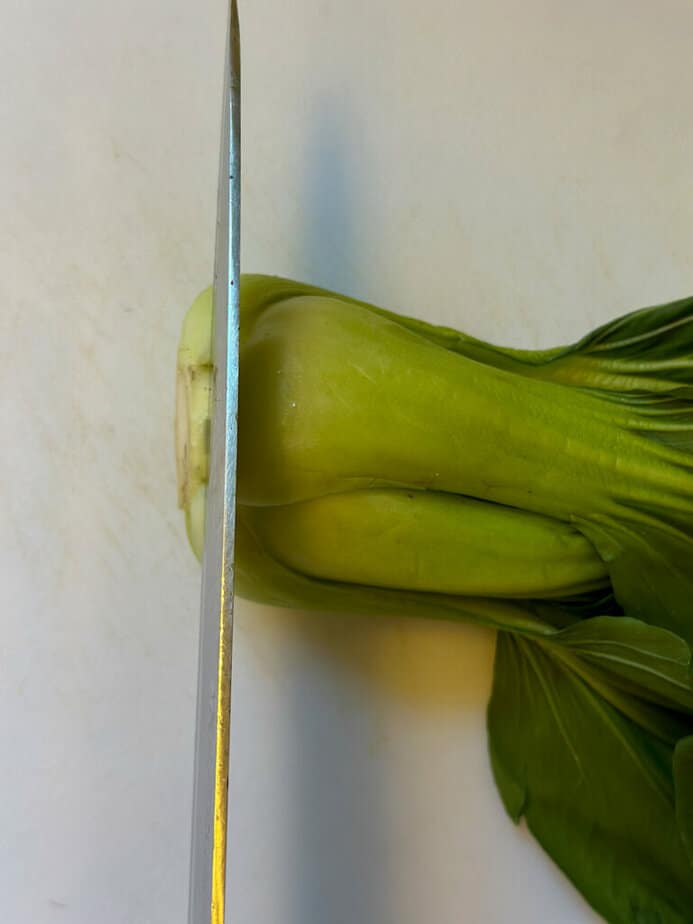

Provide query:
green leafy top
left=488, top=617, right=693, bottom=924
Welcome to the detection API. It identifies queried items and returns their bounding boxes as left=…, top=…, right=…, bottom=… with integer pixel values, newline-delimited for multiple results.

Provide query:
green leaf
left=488, top=632, right=693, bottom=924
left=551, top=616, right=693, bottom=714
left=552, top=293, right=693, bottom=396
left=576, top=515, right=693, bottom=650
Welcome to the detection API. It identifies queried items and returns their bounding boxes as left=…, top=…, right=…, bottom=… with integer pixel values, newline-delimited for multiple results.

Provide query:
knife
left=187, top=2, right=240, bottom=922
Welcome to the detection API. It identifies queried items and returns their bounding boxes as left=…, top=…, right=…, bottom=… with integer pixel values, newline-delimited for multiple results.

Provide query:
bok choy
left=176, top=275, right=693, bottom=924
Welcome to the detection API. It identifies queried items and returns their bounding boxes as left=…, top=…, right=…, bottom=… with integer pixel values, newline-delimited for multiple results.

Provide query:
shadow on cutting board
left=279, top=605, right=495, bottom=924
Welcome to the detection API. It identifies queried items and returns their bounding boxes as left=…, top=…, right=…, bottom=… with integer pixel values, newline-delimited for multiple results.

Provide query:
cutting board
left=2, top=1, right=693, bottom=921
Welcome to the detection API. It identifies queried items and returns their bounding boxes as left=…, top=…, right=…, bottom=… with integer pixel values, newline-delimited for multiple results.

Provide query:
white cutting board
left=2, top=1, right=693, bottom=922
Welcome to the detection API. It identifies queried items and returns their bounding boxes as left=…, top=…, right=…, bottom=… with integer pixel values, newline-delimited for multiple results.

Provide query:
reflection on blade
left=187, top=2, right=240, bottom=923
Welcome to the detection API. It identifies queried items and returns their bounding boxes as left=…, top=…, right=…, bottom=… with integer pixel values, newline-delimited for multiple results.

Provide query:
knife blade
left=187, top=2, right=240, bottom=922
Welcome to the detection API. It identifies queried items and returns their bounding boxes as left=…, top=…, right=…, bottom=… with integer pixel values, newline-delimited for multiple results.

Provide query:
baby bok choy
left=176, top=274, right=693, bottom=924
